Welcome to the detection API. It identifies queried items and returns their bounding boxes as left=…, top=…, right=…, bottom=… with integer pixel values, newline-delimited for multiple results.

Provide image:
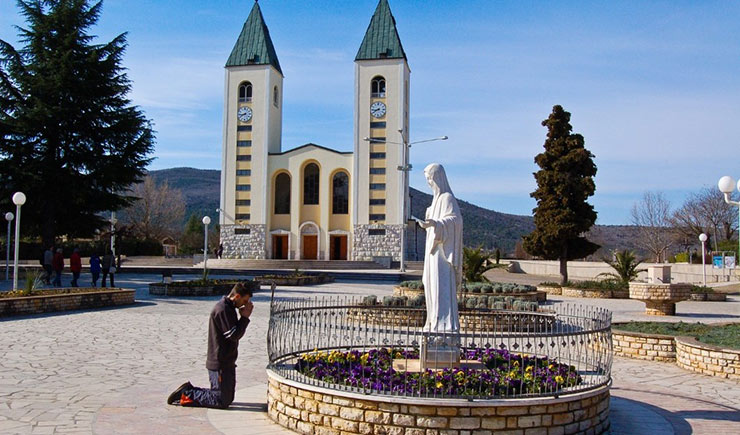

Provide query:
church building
left=219, top=0, right=411, bottom=261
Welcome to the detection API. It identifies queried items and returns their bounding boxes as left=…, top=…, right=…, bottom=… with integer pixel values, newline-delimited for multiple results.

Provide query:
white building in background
left=219, top=0, right=413, bottom=261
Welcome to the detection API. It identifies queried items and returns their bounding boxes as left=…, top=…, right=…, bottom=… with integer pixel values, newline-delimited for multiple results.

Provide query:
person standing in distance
left=167, top=283, right=254, bottom=408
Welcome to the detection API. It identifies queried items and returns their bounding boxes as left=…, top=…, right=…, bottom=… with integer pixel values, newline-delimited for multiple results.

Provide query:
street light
left=364, top=131, right=448, bottom=272
left=11, top=192, right=26, bottom=291
left=5, top=212, right=13, bottom=281
left=110, top=212, right=118, bottom=259
left=202, top=216, right=211, bottom=275
left=717, top=175, right=740, bottom=261
left=699, top=233, right=708, bottom=287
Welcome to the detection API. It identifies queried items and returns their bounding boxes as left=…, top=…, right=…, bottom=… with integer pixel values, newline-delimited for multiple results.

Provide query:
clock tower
left=352, top=0, right=410, bottom=260
left=219, top=1, right=283, bottom=258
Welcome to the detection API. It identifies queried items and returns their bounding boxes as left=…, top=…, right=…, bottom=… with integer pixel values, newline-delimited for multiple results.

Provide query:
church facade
left=219, top=0, right=411, bottom=261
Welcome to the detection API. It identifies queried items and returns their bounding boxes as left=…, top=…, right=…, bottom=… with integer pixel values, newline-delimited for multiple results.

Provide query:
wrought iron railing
left=267, top=295, right=612, bottom=399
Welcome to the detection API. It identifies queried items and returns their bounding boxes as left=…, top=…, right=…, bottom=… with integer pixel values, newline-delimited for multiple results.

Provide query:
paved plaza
left=0, top=273, right=738, bottom=434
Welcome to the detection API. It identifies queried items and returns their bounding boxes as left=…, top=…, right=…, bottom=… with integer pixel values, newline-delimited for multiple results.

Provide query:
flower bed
left=149, top=279, right=258, bottom=296
left=296, top=348, right=581, bottom=397
left=689, top=285, right=727, bottom=302
left=0, top=288, right=135, bottom=317
left=255, top=274, right=334, bottom=286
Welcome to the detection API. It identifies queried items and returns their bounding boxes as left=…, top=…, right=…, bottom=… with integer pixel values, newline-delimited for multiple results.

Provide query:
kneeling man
left=167, top=283, right=253, bottom=408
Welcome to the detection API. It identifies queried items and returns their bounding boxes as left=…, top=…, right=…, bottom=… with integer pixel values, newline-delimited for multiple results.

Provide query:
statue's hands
left=418, top=219, right=434, bottom=229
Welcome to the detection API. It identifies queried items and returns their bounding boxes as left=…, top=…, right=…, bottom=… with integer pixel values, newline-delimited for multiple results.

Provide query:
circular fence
left=267, top=295, right=612, bottom=400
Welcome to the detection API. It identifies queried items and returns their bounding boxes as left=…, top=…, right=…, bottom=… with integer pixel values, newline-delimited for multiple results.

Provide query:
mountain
left=148, top=167, right=639, bottom=255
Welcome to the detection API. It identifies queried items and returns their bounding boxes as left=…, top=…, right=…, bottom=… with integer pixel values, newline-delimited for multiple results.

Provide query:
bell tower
left=219, top=0, right=283, bottom=258
left=352, top=0, right=410, bottom=260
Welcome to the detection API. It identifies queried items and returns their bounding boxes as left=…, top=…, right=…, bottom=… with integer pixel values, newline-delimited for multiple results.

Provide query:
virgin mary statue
left=419, top=163, right=463, bottom=333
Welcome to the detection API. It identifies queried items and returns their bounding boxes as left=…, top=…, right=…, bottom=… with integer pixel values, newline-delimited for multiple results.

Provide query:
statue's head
left=424, top=163, right=453, bottom=195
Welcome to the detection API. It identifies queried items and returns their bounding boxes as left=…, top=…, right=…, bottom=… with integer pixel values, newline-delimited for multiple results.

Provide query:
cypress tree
left=0, top=0, right=154, bottom=247
left=523, top=105, right=599, bottom=284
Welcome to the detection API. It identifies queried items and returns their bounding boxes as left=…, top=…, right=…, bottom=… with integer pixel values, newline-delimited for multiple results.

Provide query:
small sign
left=725, top=256, right=736, bottom=269
left=713, top=256, right=724, bottom=269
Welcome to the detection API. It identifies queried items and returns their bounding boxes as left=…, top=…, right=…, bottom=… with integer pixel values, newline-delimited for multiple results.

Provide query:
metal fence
left=267, top=295, right=612, bottom=399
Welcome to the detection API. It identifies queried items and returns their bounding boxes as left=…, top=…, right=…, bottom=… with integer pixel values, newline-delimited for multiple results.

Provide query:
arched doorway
left=299, top=222, right=319, bottom=260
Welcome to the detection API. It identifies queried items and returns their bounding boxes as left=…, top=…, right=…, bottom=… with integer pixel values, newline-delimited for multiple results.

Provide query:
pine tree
left=523, top=105, right=599, bottom=284
left=0, top=0, right=154, bottom=247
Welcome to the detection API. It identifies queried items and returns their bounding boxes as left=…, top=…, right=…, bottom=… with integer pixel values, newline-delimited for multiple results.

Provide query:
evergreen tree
left=0, top=0, right=154, bottom=247
left=523, top=105, right=599, bottom=284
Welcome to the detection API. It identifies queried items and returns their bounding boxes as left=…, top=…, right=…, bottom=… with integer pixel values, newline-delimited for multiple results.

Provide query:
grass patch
left=614, top=321, right=740, bottom=350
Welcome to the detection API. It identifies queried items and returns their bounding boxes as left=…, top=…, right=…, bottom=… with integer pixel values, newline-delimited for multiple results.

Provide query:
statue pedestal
left=420, top=335, right=461, bottom=370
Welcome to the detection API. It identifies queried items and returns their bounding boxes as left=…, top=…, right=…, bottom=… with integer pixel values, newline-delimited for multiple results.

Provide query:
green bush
left=361, top=295, right=378, bottom=306
left=399, top=280, right=423, bottom=290
left=481, top=284, right=493, bottom=293
left=690, top=285, right=714, bottom=294
left=538, top=281, right=562, bottom=288
left=408, top=294, right=425, bottom=307
left=566, top=280, right=627, bottom=291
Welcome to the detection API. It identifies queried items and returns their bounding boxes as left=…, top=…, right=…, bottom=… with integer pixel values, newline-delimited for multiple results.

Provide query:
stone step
left=193, top=259, right=386, bottom=270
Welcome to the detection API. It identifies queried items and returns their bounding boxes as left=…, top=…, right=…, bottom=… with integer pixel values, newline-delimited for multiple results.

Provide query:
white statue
left=419, top=163, right=463, bottom=333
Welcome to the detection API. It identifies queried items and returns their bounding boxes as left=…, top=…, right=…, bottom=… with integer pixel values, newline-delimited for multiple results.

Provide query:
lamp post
left=699, top=233, right=708, bottom=287
left=202, top=216, right=211, bottom=275
left=364, top=132, right=448, bottom=272
left=718, top=176, right=740, bottom=261
left=110, top=211, right=118, bottom=259
left=5, top=212, right=13, bottom=281
left=11, top=192, right=26, bottom=291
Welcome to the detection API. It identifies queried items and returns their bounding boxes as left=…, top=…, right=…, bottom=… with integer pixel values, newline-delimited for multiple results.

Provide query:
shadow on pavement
left=224, top=402, right=267, bottom=412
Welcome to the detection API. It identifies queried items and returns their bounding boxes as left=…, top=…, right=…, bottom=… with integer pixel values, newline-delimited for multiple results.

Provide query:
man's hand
left=239, top=300, right=254, bottom=319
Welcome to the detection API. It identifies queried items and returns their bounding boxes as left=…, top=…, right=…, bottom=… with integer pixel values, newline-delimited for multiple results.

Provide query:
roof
left=226, top=1, right=282, bottom=74
left=269, top=143, right=353, bottom=156
left=355, top=0, right=407, bottom=61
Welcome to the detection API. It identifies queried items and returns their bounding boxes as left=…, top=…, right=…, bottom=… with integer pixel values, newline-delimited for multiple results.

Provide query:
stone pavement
left=0, top=273, right=738, bottom=434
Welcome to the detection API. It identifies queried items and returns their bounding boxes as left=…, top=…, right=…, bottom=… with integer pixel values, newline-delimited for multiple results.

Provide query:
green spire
left=226, top=1, right=282, bottom=73
left=355, top=0, right=407, bottom=61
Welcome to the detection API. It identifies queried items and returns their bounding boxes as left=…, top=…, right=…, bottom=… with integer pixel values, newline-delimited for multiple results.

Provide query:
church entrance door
left=272, top=235, right=288, bottom=259
left=302, top=235, right=318, bottom=260
left=330, top=235, right=347, bottom=260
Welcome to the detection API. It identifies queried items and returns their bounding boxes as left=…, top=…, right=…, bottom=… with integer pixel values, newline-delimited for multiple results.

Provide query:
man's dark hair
left=228, top=283, right=253, bottom=298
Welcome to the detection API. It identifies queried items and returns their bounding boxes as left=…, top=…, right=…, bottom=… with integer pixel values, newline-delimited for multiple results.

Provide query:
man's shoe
left=167, top=382, right=192, bottom=405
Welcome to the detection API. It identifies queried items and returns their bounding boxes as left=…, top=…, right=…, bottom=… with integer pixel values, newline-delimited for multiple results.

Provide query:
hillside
left=148, top=167, right=639, bottom=255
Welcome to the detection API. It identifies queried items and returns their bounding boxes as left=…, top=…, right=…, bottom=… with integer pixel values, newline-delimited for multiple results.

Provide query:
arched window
left=332, top=172, right=349, bottom=215
left=303, top=163, right=319, bottom=205
left=274, top=173, right=291, bottom=214
left=238, top=82, right=252, bottom=102
left=371, top=76, right=386, bottom=98
left=273, top=85, right=279, bottom=107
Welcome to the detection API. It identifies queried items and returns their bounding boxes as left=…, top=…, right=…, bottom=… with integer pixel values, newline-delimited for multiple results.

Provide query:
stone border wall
left=561, top=287, right=613, bottom=299
left=612, top=329, right=676, bottom=362
left=538, top=285, right=562, bottom=295
left=267, top=370, right=610, bottom=435
left=0, top=289, right=135, bottom=317
left=675, top=336, right=740, bottom=381
left=352, top=224, right=403, bottom=261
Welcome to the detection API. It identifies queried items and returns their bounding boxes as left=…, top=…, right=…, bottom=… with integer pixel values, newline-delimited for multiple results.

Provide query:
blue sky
left=2, top=0, right=739, bottom=225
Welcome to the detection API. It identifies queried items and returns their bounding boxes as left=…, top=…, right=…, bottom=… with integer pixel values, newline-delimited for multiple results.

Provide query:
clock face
left=237, top=106, right=252, bottom=122
left=370, top=101, right=386, bottom=118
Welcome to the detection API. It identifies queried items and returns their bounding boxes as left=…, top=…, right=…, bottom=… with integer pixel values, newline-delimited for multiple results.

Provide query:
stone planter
left=149, top=280, right=258, bottom=296
left=706, top=293, right=727, bottom=302
left=393, top=286, right=424, bottom=297
left=256, top=275, right=334, bottom=286
left=675, top=335, right=740, bottom=381
left=0, top=289, right=135, bottom=317
left=267, top=370, right=610, bottom=435
left=612, top=327, right=677, bottom=362
left=690, top=293, right=708, bottom=301
left=537, top=285, right=562, bottom=295
left=628, top=282, right=691, bottom=316
left=561, top=287, right=612, bottom=298
left=611, top=289, right=630, bottom=299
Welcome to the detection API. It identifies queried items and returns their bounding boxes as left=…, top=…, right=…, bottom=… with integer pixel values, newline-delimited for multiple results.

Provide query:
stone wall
left=676, top=336, right=740, bottom=381
left=267, top=371, right=610, bottom=435
left=0, top=289, right=135, bottom=317
left=220, top=224, right=267, bottom=259
left=612, top=329, right=676, bottom=362
left=352, top=224, right=403, bottom=261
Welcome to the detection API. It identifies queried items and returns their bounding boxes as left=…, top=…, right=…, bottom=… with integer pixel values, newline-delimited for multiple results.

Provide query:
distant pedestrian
left=70, top=248, right=82, bottom=287
left=102, top=250, right=115, bottom=287
left=89, top=253, right=101, bottom=287
left=52, top=248, right=64, bottom=287
left=217, top=243, right=223, bottom=259
left=43, top=247, right=53, bottom=285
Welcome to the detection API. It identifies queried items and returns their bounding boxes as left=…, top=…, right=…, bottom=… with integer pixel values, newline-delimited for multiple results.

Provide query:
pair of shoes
left=167, top=382, right=193, bottom=405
